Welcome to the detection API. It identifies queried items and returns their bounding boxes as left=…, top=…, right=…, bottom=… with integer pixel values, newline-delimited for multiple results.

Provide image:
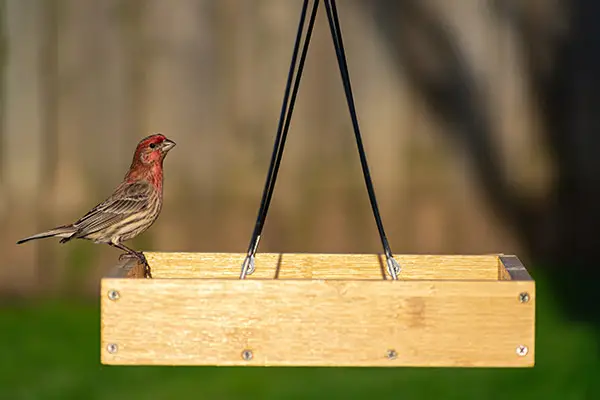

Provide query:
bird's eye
left=149, top=143, right=157, bottom=149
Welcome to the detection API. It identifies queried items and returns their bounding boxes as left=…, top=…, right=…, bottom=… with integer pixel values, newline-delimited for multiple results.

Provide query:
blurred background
left=1, top=0, right=598, bottom=398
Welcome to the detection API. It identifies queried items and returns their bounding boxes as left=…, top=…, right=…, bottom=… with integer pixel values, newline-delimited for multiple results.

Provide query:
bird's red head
left=127, top=133, right=176, bottom=186
left=134, top=133, right=176, bottom=165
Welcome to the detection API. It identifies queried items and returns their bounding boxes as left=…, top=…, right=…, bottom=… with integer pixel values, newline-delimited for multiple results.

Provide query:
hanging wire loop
left=239, top=0, right=320, bottom=279
left=240, top=0, right=401, bottom=280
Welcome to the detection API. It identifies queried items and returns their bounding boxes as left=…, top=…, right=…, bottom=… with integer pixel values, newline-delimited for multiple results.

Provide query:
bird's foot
left=117, top=251, right=152, bottom=278
left=119, top=252, right=136, bottom=261
left=136, top=251, right=152, bottom=279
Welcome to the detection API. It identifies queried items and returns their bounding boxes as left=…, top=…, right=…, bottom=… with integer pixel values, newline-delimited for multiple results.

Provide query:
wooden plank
left=108, top=252, right=502, bottom=280
left=498, top=257, right=512, bottom=281
left=100, top=278, right=535, bottom=367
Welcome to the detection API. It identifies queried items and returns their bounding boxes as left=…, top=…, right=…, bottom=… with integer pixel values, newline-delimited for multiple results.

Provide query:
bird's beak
left=161, top=139, right=176, bottom=152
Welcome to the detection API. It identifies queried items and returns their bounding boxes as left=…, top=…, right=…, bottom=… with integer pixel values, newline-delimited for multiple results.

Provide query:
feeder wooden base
left=100, top=253, right=535, bottom=367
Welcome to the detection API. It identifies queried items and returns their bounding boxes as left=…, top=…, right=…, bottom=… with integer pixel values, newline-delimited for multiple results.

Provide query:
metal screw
left=386, top=349, right=398, bottom=360
left=516, top=345, right=528, bottom=356
left=107, top=343, right=118, bottom=354
left=519, top=292, right=530, bottom=303
left=241, top=349, right=253, bottom=361
left=107, top=290, right=120, bottom=301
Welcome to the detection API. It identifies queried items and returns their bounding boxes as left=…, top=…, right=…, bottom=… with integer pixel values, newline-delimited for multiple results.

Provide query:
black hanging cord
left=322, top=0, right=400, bottom=278
left=240, top=0, right=320, bottom=278
left=240, top=0, right=400, bottom=280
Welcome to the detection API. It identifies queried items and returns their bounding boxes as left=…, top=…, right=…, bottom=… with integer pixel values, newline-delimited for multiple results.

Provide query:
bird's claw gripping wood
left=119, top=252, right=152, bottom=278
left=118, top=253, right=133, bottom=262
left=138, top=252, right=152, bottom=279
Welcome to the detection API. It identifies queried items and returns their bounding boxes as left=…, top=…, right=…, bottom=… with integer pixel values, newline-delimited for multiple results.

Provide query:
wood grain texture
left=115, top=252, right=503, bottom=280
left=101, top=278, right=535, bottom=367
left=498, top=258, right=512, bottom=280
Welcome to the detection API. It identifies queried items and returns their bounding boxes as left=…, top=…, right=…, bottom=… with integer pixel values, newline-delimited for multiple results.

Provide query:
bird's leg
left=109, top=242, right=152, bottom=278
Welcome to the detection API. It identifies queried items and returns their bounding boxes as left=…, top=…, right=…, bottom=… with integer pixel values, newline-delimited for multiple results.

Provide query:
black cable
left=323, top=0, right=399, bottom=274
left=241, top=0, right=400, bottom=279
left=240, top=0, right=320, bottom=278
left=260, top=1, right=320, bottom=243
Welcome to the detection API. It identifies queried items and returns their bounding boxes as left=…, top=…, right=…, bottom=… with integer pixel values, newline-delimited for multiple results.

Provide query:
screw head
left=241, top=349, right=253, bottom=361
left=516, top=345, right=528, bottom=356
left=386, top=349, right=398, bottom=360
left=107, top=290, right=120, bottom=301
left=519, top=292, right=530, bottom=303
left=107, top=343, right=118, bottom=354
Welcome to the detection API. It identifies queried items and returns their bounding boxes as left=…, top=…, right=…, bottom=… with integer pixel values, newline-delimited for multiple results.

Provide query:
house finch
left=16, top=133, right=176, bottom=278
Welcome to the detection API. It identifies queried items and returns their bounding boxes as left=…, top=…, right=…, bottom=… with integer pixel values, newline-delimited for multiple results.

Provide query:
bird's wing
left=71, top=180, right=153, bottom=238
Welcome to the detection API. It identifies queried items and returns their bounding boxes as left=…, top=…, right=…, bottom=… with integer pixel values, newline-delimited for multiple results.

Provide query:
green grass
left=0, top=274, right=598, bottom=400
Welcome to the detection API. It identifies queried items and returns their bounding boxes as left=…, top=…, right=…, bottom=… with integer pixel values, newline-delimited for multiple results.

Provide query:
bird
left=16, top=133, right=176, bottom=278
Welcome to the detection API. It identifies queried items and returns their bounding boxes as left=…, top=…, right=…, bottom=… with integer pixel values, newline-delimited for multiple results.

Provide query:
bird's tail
left=16, top=225, right=76, bottom=244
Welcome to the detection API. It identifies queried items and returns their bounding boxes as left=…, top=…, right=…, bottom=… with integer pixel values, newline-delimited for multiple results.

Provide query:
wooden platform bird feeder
left=100, top=0, right=535, bottom=368
left=100, top=252, right=535, bottom=367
